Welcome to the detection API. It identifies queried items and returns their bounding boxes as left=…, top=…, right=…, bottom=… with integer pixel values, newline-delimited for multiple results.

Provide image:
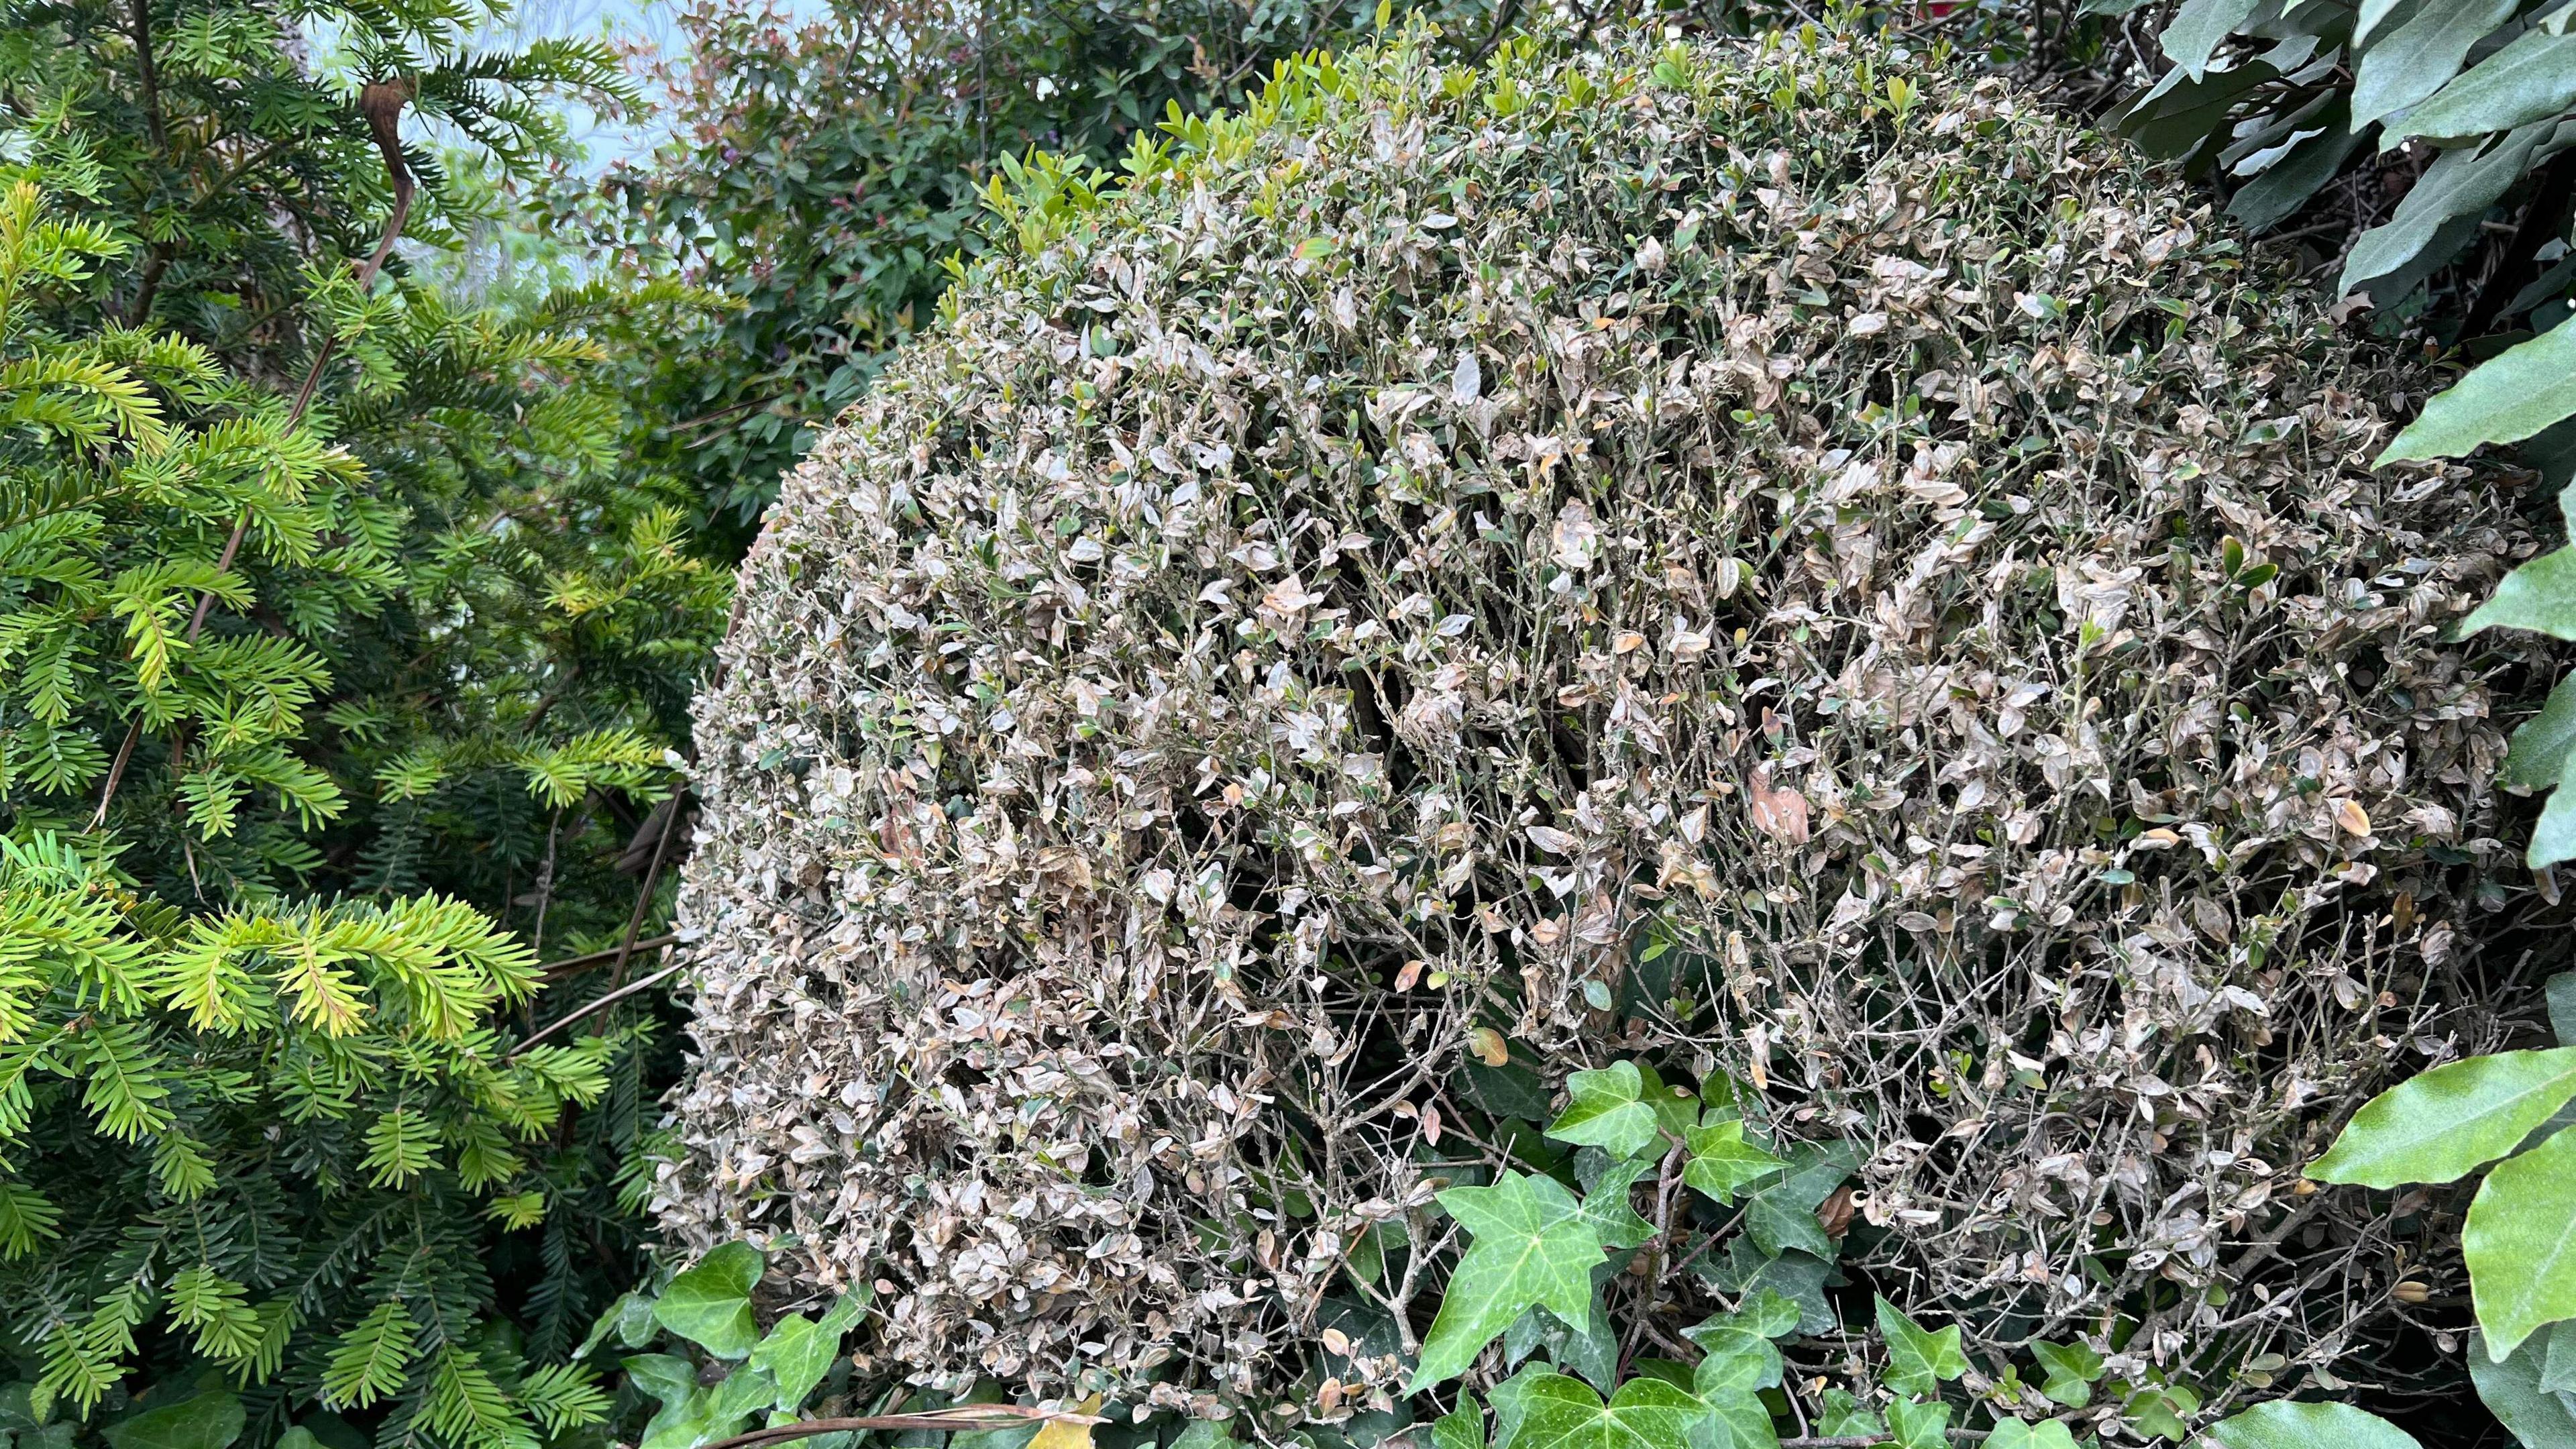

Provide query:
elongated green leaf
left=2387, top=321, right=2576, bottom=464
left=2355, top=0, right=2520, bottom=124
left=101, top=1392, right=245, bottom=1449
left=2231, top=111, right=2367, bottom=233
left=2345, top=123, right=2551, bottom=297
left=1874, top=1296, right=1967, bottom=1397
left=1548, top=1062, right=1662, bottom=1161
left=2471, top=546, right=2576, bottom=641
left=2204, top=1402, right=2421, bottom=1449
left=1410, top=1173, right=1611, bottom=1389
left=2311, top=1046, right=2576, bottom=1186
left=653, top=1241, right=764, bottom=1358
left=1510, top=1375, right=1699, bottom=1449
left=2509, top=676, right=2576, bottom=789
left=1681, top=1118, right=1784, bottom=1205
left=2162, top=0, right=2263, bottom=78
left=2469, top=1123, right=2576, bottom=1358
left=2469, top=1328, right=2576, bottom=1448
left=2393, top=26, right=2576, bottom=141
left=2536, top=766, right=2576, bottom=869
left=2354, top=0, right=2410, bottom=48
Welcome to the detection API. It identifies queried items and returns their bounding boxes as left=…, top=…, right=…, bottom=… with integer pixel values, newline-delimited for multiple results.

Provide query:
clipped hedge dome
left=658, top=25, right=2538, bottom=1416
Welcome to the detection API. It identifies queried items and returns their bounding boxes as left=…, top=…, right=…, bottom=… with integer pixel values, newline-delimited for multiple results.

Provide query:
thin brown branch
left=698, top=1405, right=1100, bottom=1449
left=507, top=956, right=682, bottom=1058
left=541, top=932, right=678, bottom=979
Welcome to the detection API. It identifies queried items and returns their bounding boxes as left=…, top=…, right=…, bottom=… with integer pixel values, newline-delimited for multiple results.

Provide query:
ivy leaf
left=2030, top=1340, right=2103, bottom=1408
left=1815, top=1392, right=1882, bottom=1440
left=747, top=1291, right=867, bottom=1413
left=1509, top=1374, right=1700, bottom=1449
left=2468, top=1123, right=2576, bottom=1358
left=1676, top=1387, right=1777, bottom=1449
left=1577, top=1157, right=1658, bottom=1250
left=2123, top=1384, right=2200, bottom=1442
left=1492, top=1363, right=1556, bottom=1449
left=653, top=1241, right=764, bottom=1359
left=101, top=1391, right=245, bottom=1449
left=1985, top=1422, right=2080, bottom=1449
left=1886, top=1398, right=1948, bottom=1449
left=1743, top=1191, right=1833, bottom=1259
left=2203, top=1402, right=2421, bottom=1449
left=2309, top=1046, right=2576, bottom=1187
left=1874, top=1296, right=1967, bottom=1397
left=1733, top=1289, right=1801, bottom=1340
left=1411, top=1173, right=1615, bottom=1389
left=1680, top=1322, right=1782, bottom=1395
left=1548, top=1063, right=1663, bottom=1161
left=574, top=1290, right=659, bottom=1360
left=1436, top=1407, right=1487, bottom=1449
left=1681, top=1118, right=1784, bottom=1205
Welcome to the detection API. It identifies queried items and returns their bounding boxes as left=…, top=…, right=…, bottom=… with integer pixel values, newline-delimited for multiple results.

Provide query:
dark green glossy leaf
left=653, top=1241, right=765, bottom=1358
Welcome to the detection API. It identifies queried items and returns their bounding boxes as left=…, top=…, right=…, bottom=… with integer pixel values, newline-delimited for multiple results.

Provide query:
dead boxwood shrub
left=657, top=26, right=2542, bottom=1417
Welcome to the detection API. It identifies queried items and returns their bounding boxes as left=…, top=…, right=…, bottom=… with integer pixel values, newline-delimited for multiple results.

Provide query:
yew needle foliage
left=0, top=0, right=727, bottom=1442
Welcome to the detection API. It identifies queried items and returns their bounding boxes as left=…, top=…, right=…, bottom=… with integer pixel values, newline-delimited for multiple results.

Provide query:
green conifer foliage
left=0, top=0, right=727, bottom=1441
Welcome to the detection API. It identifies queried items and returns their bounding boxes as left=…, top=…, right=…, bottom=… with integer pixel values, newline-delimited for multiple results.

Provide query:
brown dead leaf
left=1748, top=764, right=1811, bottom=845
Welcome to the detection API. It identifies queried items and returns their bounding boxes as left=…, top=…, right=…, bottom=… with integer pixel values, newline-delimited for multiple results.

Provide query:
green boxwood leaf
left=2391, top=27, right=2576, bottom=142
left=2387, top=313, right=2576, bottom=464
left=2203, top=1401, right=2421, bottom=1449
left=1548, top=1063, right=1663, bottom=1161
left=2310, top=1046, right=2576, bottom=1187
left=2469, top=1123, right=2576, bottom=1358
left=101, top=1391, right=245, bottom=1449
left=653, top=1241, right=764, bottom=1359
left=1510, top=1374, right=1699, bottom=1449
left=1681, top=1119, right=1784, bottom=1205
left=1411, top=1173, right=1614, bottom=1389
left=1874, top=1296, right=1967, bottom=1397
